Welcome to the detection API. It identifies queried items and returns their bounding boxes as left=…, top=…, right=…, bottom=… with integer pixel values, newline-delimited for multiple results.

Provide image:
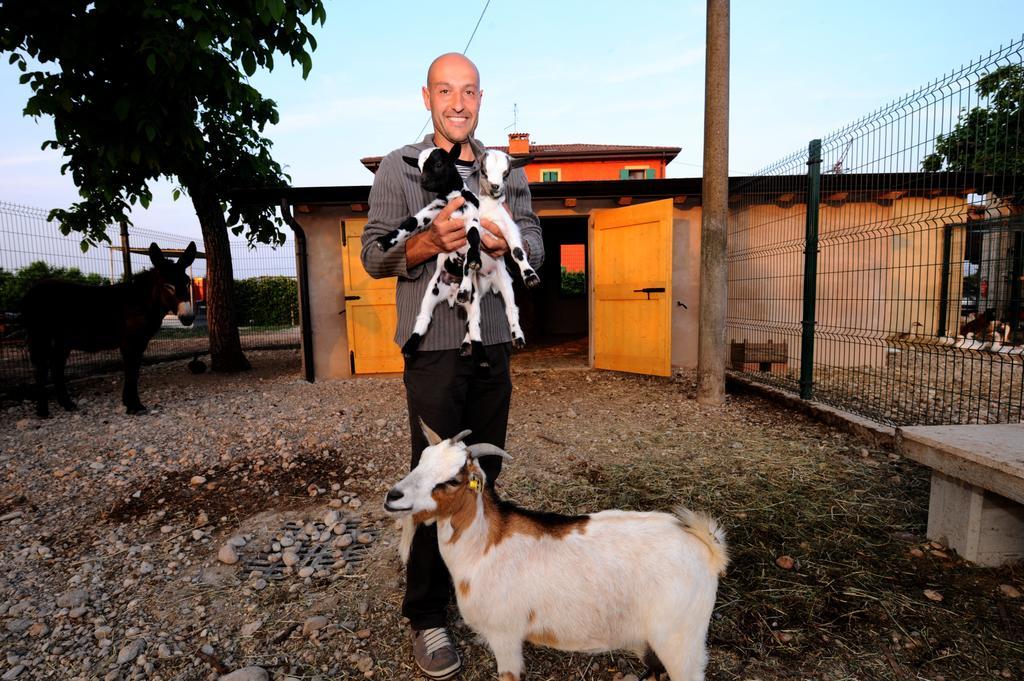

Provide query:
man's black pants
left=401, top=343, right=512, bottom=630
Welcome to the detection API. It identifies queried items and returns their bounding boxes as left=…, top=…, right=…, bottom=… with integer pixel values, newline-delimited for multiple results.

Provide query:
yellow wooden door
left=590, top=199, right=673, bottom=376
left=341, top=219, right=404, bottom=374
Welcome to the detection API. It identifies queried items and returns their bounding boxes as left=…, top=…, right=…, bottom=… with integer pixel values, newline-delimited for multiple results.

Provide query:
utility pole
left=697, top=0, right=730, bottom=405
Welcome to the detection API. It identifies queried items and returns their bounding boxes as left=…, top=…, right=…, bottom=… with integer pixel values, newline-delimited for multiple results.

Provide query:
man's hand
left=405, top=197, right=467, bottom=268
left=480, top=217, right=509, bottom=258
left=427, top=197, right=468, bottom=253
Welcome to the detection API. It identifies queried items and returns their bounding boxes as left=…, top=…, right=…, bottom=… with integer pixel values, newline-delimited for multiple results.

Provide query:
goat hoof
left=524, top=271, right=540, bottom=288
left=456, top=290, right=471, bottom=304
left=512, top=336, right=525, bottom=350
left=401, top=334, right=422, bottom=358
left=460, top=342, right=472, bottom=357
left=467, top=259, right=481, bottom=272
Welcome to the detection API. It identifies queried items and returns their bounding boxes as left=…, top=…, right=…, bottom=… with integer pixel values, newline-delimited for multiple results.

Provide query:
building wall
left=727, top=197, right=969, bottom=371
left=296, top=208, right=353, bottom=380
left=524, top=157, right=669, bottom=183
left=294, top=194, right=973, bottom=380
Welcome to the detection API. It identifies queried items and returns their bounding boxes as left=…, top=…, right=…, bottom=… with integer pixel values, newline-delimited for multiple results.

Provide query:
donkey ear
left=419, top=418, right=442, bottom=447
left=509, top=155, right=533, bottom=170
left=148, top=242, right=166, bottom=267
left=178, top=242, right=197, bottom=269
left=466, top=443, right=512, bottom=462
left=402, top=156, right=420, bottom=168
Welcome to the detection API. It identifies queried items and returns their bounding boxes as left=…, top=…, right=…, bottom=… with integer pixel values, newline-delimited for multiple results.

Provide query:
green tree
left=0, top=261, right=108, bottom=313
left=922, top=64, right=1024, bottom=177
left=0, top=1, right=326, bottom=371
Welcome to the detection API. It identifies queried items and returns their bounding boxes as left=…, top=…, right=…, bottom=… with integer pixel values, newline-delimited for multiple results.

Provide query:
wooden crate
left=730, top=340, right=788, bottom=374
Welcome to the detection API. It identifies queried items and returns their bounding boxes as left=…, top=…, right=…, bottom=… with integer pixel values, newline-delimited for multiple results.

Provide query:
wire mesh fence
left=1, top=201, right=299, bottom=397
left=728, top=37, right=1024, bottom=426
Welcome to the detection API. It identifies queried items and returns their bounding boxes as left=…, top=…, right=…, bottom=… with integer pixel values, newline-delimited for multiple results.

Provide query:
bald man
left=360, top=53, right=543, bottom=679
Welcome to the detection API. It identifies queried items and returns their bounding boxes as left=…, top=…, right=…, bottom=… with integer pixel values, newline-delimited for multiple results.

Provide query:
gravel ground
left=1, top=347, right=1022, bottom=680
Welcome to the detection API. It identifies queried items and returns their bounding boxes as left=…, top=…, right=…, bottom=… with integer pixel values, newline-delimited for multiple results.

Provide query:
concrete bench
left=898, top=424, right=1024, bottom=566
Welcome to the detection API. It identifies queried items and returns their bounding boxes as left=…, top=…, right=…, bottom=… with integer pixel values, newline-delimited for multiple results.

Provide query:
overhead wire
left=414, top=0, right=492, bottom=142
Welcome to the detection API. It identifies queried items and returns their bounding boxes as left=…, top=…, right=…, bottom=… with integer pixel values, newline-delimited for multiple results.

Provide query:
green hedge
left=1, top=264, right=299, bottom=328
left=234, top=276, right=298, bottom=327
left=0, top=261, right=109, bottom=312
left=560, top=266, right=585, bottom=297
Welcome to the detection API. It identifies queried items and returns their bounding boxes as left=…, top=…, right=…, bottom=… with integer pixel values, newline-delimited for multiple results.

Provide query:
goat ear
left=466, top=443, right=512, bottom=462
left=509, top=155, right=533, bottom=170
left=450, top=429, right=472, bottom=444
left=148, top=242, right=166, bottom=267
left=178, top=242, right=197, bottom=269
left=419, top=418, right=442, bottom=447
left=446, top=142, right=462, bottom=161
left=402, top=156, right=420, bottom=168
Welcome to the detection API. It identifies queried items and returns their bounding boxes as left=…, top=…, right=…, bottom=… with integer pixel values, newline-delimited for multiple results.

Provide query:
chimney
left=508, top=132, right=530, bottom=156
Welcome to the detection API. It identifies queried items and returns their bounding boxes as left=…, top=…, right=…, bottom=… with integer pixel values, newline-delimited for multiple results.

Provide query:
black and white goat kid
left=374, top=143, right=535, bottom=362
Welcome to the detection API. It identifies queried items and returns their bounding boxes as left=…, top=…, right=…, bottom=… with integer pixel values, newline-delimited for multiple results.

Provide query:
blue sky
left=1, top=1, right=1023, bottom=241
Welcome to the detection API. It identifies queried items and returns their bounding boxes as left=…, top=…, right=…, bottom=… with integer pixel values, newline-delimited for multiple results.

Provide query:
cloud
left=604, top=47, right=704, bottom=84
left=0, top=152, right=56, bottom=168
left=273, top=95, right=421, bottom=134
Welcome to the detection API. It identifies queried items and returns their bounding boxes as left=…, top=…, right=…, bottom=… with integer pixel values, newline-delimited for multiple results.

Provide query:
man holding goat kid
left=360, top=52, right=543, bottom=679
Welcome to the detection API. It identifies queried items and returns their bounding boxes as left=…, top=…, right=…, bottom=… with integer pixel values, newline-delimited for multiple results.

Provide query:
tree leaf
left=172, top=189, right=181, bottom=201
left=146, top=53, right=157, bottom=74
left=242, top=51, right=256, bottom=77
left=114, top=98, right=130, bottom=121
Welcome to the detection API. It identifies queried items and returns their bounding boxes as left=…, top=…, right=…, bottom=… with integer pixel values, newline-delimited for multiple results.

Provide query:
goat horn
left=450, top=429, right=472, bottom=444
left=466, top=443, right=512, bottom=461
left=419, top=418, right=442, bottom=447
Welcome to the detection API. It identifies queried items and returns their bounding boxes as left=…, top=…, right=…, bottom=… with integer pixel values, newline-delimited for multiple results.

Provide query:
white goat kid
left=384, top=422, right=729, bottom=681
left=479, top=149, right=541, bottom=289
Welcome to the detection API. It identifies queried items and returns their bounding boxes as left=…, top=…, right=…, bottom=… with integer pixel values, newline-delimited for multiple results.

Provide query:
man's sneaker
left=412, top=626, right=462, bottom=679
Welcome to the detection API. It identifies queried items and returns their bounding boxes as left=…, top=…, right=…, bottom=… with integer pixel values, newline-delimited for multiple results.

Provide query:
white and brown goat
left=384, top=423, right=728, bottom=681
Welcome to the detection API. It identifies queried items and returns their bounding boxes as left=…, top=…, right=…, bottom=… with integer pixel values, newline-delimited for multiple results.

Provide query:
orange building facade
left=360, top=133, right=681, bottom=183
left=501, top=133, right=679, bottom=182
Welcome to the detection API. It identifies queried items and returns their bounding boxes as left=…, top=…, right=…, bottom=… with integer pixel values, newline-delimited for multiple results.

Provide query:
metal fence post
left=799, top=139, right=821, bottom=400
left=938, top=224, right=953, bottom=338
left=120, top=221, right=133, bottom=281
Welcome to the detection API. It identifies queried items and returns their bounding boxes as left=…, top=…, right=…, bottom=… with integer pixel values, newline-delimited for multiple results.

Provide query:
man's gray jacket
left=360, top=135, right=543, bottom=351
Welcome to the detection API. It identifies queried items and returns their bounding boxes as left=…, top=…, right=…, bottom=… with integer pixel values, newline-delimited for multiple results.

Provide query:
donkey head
left=148, top=242, right=197, bottom=326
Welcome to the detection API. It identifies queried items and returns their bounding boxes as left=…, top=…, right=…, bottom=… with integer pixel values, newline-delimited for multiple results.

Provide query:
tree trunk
left=190, top=185, right=251, bottom=373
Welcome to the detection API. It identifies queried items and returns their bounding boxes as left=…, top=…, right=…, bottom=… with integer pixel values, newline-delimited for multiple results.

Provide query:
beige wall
left=728, top=196, right=971, bottom=370
left=296, top=207, right=354, bottom=380
left=671, top=207, right=701, bottom=368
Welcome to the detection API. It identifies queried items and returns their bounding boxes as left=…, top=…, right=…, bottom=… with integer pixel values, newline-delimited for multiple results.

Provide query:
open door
left=340, top=219, right=404, bottom=374
left=590, top=199, right=673, bottom=376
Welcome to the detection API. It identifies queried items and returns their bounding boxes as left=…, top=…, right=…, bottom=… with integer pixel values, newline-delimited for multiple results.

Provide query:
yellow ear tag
left=468, top=479, right=480, bottom=491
